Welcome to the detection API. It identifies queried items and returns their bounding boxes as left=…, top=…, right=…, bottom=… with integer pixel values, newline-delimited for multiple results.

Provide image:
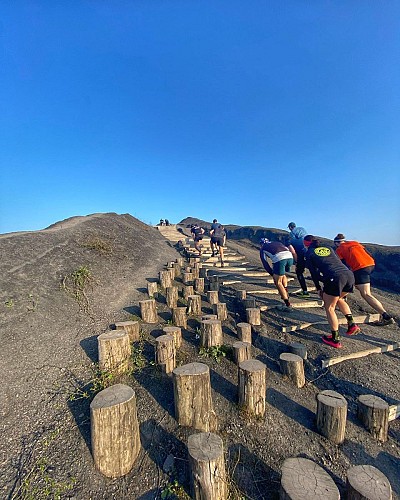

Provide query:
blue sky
left=1, top=1, right=399, bottom=245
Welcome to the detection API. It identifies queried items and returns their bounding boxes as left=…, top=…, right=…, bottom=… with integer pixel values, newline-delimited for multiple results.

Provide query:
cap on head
left=260, top=238, right=270, bottom=245
left=288, top=222, right=296, bottom=230
left=213, top=219, right=217, bottom=223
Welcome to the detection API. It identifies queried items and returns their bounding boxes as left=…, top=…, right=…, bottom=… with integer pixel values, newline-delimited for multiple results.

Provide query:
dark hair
left=334, top=233, right=346, bottom=242
left=304, top=234, right=320, bottom=247
left=213, top=219, right=217, bottom=223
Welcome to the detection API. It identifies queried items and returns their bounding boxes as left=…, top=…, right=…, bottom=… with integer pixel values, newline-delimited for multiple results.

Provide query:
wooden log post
left=209, top=281, right=220, bottom=291
left=192, top=268, right=200, bottom=280
left=236, top=289, right=247, bottom=300
left=90, top=384, right=140, bottom=478
left=188, top=432, right=227, bottom=500
left=201, top=314, right=217, bottom=321
left=316, top=390, right=347, bottom=444
left=172, top=306, right=187, bottom=329
left=139, top=299, right=158, bottom=323
left=98, top=330, right=131, bottom=374
left=243, top=298, right=256, bottom=309
left=166, top=286, right=179, bottom=309
left=185, top=266, right=192, bottom=273
left=280, top=457, right=340, bottom=500
left=176, top=257, right=185, bottom=266
left=183, top=272, right=194, bottom=285
left=357, top=394, right=389, bottom=442
left=288, top=341, right=307, bottom=360
left=194, top=277, right=205, bottom=293
left=156, top=335, right=176, bottom=374
left=232, top=341, right=252, bottom=364
left=167, top=268, right=175, bottom=283
left=189, top=257, right=200, bottom=265
left=147, top=281, right=158, bottom=298
left=173, top=362, right=217, bottom=431
left=200, top=319, right=223, bottom=348
left=207, top=290, right=219, bottom=305
left=236, top=322, right=252, bottom=344
left=159, top=270, right=172, bottom=289
left=183, top=285, right=195, bottom=300
left=172, top=262, right=181, bottom=278
left=213, top=302, right=228, bottom=321
left=115, top=320, right=140, bottom=342
left=163, top=326, right=182, bottom=349
left=246, top=308, right=261, bottom=326
left=238, top=359, right=266, bottom=417
left=188, top=295, right=202, bottom=316
left=279, top=353, right=305, bottom=388
left=347, top=465, right=392, bottom=500
left=199, top=267, right=208, bottom=279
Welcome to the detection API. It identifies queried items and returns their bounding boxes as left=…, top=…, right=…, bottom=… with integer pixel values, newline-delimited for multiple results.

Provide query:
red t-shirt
left=335, top=241, right=375, bottom=272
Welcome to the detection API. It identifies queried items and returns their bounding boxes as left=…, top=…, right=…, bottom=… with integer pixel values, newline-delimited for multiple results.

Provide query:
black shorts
left=354, top=265, right=374, bottom=285
left=194, top=236, right=203, bottom=242
left=212, top=237, right=224, bottom=247
left=323, top=270, right=354, bottom=297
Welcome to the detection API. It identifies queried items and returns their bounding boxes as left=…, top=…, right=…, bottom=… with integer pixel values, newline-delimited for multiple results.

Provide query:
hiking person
left=333, top=233, right=394, bottom=325
left=190, top=224, right=205, bottom=256
left=287, top=222, right=309, bottom=297
left=304, top=235, right=360, bottom=348
left=209, top=219, right=226, bottom=266
left=259, top=238, right=293, bottom=308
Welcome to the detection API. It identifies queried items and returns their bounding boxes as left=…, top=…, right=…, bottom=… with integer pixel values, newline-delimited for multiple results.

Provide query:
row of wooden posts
left=90, top=253, right=394, bottom=498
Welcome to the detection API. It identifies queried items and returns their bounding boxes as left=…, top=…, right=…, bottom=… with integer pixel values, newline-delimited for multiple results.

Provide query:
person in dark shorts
left=287, top=222, right=309, bottom=297
left=259, top=238, right=293, bottom=308
left=210, top=219, right=226, bottom=267
left=304, top=235, right=360, bottom=348
left=333, top=234, right=394, bottom=325
left=190, top=224, right=205, bottom=256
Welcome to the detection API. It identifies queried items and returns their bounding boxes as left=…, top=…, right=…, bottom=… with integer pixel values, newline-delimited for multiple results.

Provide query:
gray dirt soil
left=0, top=213, right=399, bottom=499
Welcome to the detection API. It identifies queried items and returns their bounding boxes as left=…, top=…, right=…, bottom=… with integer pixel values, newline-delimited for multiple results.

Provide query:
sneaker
left=375, top=316, right=395, bottom=326
left=221, top=262, right=225, bottom=267
left=322, top=335, right=343, bottom=348
left=296, top=291, right=310, bottom=298
left=346, top=324, right=361, bottom=336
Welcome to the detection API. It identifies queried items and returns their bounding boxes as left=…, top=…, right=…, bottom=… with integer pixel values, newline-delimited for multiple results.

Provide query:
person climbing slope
left=287, top=222, right=309, bottom=297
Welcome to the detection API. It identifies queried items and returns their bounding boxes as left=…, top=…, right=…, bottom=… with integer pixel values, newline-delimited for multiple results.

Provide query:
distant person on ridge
left=259, top=238, right=293, bottom=308
left=209, top=219, right=226, bottom=266
left=333, top=233, right=394, bottom=325
left=287, top=222, right=309, bottom=298
left=304, top=235, right=360, bottom=348
left=190, top=224, right=205, bottom=256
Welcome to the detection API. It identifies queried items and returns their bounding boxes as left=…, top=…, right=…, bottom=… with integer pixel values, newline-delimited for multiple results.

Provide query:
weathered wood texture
left=172, top=262, right=181, bottom=277
left=246, top=307, right=261, bottom=326
left=90, top=384, right=140, bottom=478
left=172, top=306, right=187, bottom=329
left=233, top=341, right=252, bottom=364
left=279, top=353, right=305, bottom=388
left=147, top=281, right=158, bottom=298
left=183, top=272, right=194, bottom=285
left=98, top=330, right=131, bottom=374
left=156, top=334, right=176, bottom=374
left=288, top=342, right=307, bottom=360
left=159, top=270, right=173, bottom=289
left=321, top=342, right=400, bottom=369
left=176, top=257, right=185, bottom=266
left=209, top=281, right=220, bottom=291
left=188, top=432, right=227, bottom=500
left=201, top=314, right=217, bottom=321
left=236, top=289, right=247, bottom=300
left=163, top=326, right=182, bottom=349
left=166, top=286, right=179, bottom=309
left=115, top=320, right=140, bottom=342
left=316, top=390, right=347, bottom=444
left=243, top=298, right=256, bottom=309
left=188, top=295, right=202, bottom=315
left=194, top=277, right=205, bottom=293
left=238, top=359, right=266, bottom=417
left=213, top=302, right=228, bottom=321
left=357, top=394, right=389, bottom=442
left=201, top=319, right=223, bottom=348
left=139, top=299, right=158, bottom=323
left=236, top=322, right=252, bottom=344
left=183, top=285, right=195, bottom=300
left=207, top=290, right=219, bottom=305
left=347, top=464, right=392, bottom=500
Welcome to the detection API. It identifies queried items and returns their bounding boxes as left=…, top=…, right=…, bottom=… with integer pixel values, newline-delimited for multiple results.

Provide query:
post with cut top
left=207, top=290, right=219, bottom=305
left=183, top=272, right=194, bottom=285
left=346, top=465, right=392, bottom=500
left=316, top=390, right=347, bottom=444
left=98, top=330, right=131, bottom=374
left=236, top=322, right=252, bottom=344
left=139, top=299, right=158, bottom=323
left=279, top=353, right=305, bottom=388
left=159, top=270, right=172, bottom=289
left=172, top=306, right=187, bottom=329
left=201, top=319, right=223, bottom=348
left=236, top=290, right=247, bottom=300
left=147, top=281, right=158, bottom=298
left=213, top=302, right=228, bottom=321
left=288, top=342, right=307, bottom=360
left=155, top=335, right=176, bottom=374
left=194, top=277, right=205, bottom=293
left=232, top=341, right=252, bottom=364
left=188, top=295, right=202, bottom=316
left=238, top=359, right=266, bottom=417
left=163, top=326, right=182, bottom=349
left=166, top=286, right=179, bottom=309
left=183, top=285, right=195, bottom=300
left=246, top=308, right=261, bottom=326
left=357, top=394, right=389, bottom=442
left=115, top=320, right=140, bottom=342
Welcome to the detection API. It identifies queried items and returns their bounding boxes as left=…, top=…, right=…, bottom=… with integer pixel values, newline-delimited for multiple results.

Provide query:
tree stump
left=166, top=286, right=179, bottom=309
left=199, top=267, right=208, bottom=279
left=243, top=298, right=256, bottom=309
left=233, top=341, right=252, bottom=364
left=90, top=384, right=140, bottom=478
left=236, top=290, right=247, bottom=300
left=173, top=362, right=217, bottom=431
left=200, top=319, right=223, bottom=348
left=357, top=394, right=389, bottom=442
left=201, top=314, right=217, bottom=321
left=209, top=281, right=220, bottom=291
left=147, top=281, right=158, bottom=298
left=189, top=257, right=200, bottom=265
left=279, top=353, right=305, bottom=388
left=172, top=306, right=187, bottom=329
left=139, top=299, right=158, bottom=323
left=188, top=432, right=227, bottom=500
left=192, top=268, right=200, bottom=279
left=236, top=322, right=252, bottom=343
left=159, top=270, right=173, bottom=289
left=98, top=330, right=131, bottom=374
left=185, top=266, right=192, bottom=273
left=280, top=457, right=339, bottom=500
left=156, top=334, right=176, bottom=374
left=347, top=464, right=392, bottom=500
left=246, top=308, right=261, bottom=326
left=188, top=294, right=202, bottom=316
left=194, top=277, right=205, bottom=293
left=288, top=341, right=307, bottom=360
left=172, top=262, right=181, bottom=277
left=238, top=359, right=266, bottom=417
left=183, top=272, right=194, bottom=285
left=167, top=268, right=175, bottom=283
left=163, top=326, right=182, bottom=349
left=115, top=320, right=140, bottom=342
left=213, top=302, right=228, bottom=321
left=183, top=285, right=195, bottom=300
left=207, top=290, right=219, bottom=305
left=316, top=390, right=347, bottom=444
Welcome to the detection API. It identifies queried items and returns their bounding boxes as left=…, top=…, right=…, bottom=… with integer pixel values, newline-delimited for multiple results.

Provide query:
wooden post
left=232, top=341, right=252, bottom=364
left=192, top=268, right=200, bottom=279
left=172, top=306, right=187, bottom=329
left=213, top=302, right=228, bottom=321
left=98, top=330, right=131, bottom=374
left=167, top=268, right=175, bottom=283
left=90, top=384, right=140, bottom=478
left=246, top=308, right=261, bottom=326
left=189, top=257, right=200, bottom=265
left=316, top=390, right=347, bottom=444
left=172, top=262, right=181, bottom=277
left=147, top=281, right=158, bottom=298
left=236, top=290, right=247, bottom=300
left=163, top=326, right=182, bottom=349
left=166, top=286, right=179, bottom=309
left=156, top=335, right=176, bottom=374
left=188, top=295, right=202, bottom=316
left=209, top=281, right=220, bottom=291
left=139, top=299, right=158, bottom=323
left=183, top=272, right=194, bottom=285
left=357, top=394, right=389, bottom=442
left=347, top=465, right=392, bottom=500
left=173, top=362, right=217, bottom=431
left=243, top=298, right=256, bottom=309
left=279, top=353, right=305, bottom=388
left=238, top=359, right=266, bottom=417
left=207, top=290, right=219, bottom=305
left=183, top=285, right=195, bottom=300
left=201, top=314, right=217, bottom=321
left=200, top=319, right=223, bottom=348
left=115, top=321, right=140, bottom=342
left=176, top=257, right=184, bottom=266
left=159, top=270, right=172, bottom=289
left=288, top=342, right=307, bottom=360
left=280, top=457, right=339, bottom=500
left=236, top=323, right=252, bottom=344
left=188, top=432, right=227, bottom=500
left=199, top=267, right=208, bottom=279
left=194, top=277, right=205, bottom=293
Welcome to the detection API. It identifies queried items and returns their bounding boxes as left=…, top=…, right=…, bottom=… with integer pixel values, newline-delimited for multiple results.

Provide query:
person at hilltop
left=287, top=222, right=310, bottom=298
left=333, top=233, right=394, bottom=326
left=190, top=223, right=205, bottom=256
left=209, top=219, right=226, bottom=266
left=304, top=235, right=360, bottom=348
left=259, top=238, right=293, bottom=308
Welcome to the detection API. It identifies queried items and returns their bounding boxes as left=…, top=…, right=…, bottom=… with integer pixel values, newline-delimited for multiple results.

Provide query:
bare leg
left=356, top=283, right=385, bottom=314
left=336, top=292, right=352, bottom=316
left=323, top=293, right=340, bottom=331
left=274, top=275, right=288, bottom=301
left=219, top=244, right=224, bottom=264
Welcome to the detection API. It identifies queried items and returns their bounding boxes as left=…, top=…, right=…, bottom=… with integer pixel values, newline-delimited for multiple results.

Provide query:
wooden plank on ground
left=389, top=404, right=400, bottom=422
left=321, top=342, right=400, bottom=369
left=259, top=301, right=322, bottom=312
left=281, top=313, right=381, bottom=333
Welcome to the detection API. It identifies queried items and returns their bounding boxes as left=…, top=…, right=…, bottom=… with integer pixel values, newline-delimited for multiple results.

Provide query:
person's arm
left=260, top=248, right=273, bottom=276
left=288, top=244, right=297, bottom=263
left=306, top=254, right=322, bottom=291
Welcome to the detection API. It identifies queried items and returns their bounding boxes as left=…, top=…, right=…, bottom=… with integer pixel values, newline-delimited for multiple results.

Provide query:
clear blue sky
left=1, top=1, right=399, bottom=245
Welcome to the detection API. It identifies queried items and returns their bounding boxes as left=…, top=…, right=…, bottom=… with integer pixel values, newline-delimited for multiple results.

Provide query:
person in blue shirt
left=287, top=222, right=309, bottom=297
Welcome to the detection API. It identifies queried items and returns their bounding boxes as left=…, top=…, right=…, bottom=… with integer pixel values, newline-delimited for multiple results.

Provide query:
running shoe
left=295, top=291, right=310, bottom=298
left=322, top=335, right=343, bottom=348
left=375, top=316, right=395, bottom=326
left=346, top=324, right=361, bottom=336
